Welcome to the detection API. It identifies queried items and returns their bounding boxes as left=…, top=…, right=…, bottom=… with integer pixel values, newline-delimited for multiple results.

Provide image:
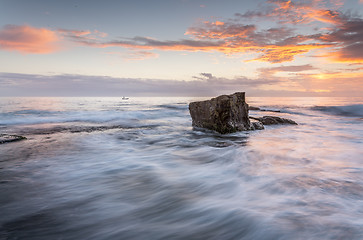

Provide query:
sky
left=0, top=0, right=362, bottom=97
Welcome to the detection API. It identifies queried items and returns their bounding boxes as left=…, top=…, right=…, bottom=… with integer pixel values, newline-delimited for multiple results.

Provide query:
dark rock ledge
left=189, top=92, right=297, bottom=134
left=0, top=134, right=27, bottom=144
left=249, top=106, right=281, bottom=113
left=249, top=116, right=298, bottom=125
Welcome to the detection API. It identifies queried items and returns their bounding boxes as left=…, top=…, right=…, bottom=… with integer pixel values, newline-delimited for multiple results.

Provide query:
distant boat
left=122, top=96, right=129, bottom=100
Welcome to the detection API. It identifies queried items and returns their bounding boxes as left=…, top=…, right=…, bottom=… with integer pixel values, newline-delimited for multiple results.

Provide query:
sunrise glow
left=0, top=0, right=362, bottom=96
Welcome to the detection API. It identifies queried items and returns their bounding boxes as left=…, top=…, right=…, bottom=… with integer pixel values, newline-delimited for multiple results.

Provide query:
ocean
left=0, top=96, right=363, bottom=240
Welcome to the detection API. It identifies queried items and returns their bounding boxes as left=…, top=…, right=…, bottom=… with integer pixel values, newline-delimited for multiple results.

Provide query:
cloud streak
left=2, top=68, right=361, bottom=97
left=316, top=18, right=363, bottom=63
left=58, top=28, right=108, bottom=44
left=236, top=0, right=345, bottom=25
left=62, top=21, right=330, bottom=63
left=0, top=72, right=281, bottom=97
left=0, top=25, right=59, bottom=53
left=1, top=0, right=361, bottom=65
left=61, top=0, right=354, bottom=63
left=106, top=50, right=159, bottom=61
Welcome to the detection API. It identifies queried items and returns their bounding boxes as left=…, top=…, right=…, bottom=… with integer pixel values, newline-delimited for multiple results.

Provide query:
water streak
left=1, top=97, right=363, bottom=240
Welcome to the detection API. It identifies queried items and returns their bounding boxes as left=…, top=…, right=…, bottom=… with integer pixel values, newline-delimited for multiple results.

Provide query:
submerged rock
left=250, top=120, right=265, bottom=130
left=189, top=92, right=252, bottom=134
left=249, top=116, right=298, bottom=125
left=249, top=106, right=261, bottom=111
left=0, top=134, right=27, bottom=144
left=249, top=106, right=281, bottom=113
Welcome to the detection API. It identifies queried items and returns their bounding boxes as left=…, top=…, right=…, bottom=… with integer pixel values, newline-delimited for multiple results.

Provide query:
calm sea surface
left=1, top=97, right=363, bottom=240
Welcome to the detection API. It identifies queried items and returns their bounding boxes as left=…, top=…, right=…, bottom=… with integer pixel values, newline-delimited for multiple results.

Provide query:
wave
left=0, top=111, right=123, bottom=125
left=15, top=124, right=160, bottom=135
left=10, top=110, right=60, bottom=115
left=311, top=104, right=363, bottom=117
left=0, top=108, right=189, bottom=126
left=156, top=104, right=188, bottom=110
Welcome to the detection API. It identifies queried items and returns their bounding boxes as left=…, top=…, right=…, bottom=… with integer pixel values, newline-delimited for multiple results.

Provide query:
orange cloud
left=214, top=21, right=225, bottom=26
left=311, top=9, right=342, bottom=24
left=185, top=22, right=255, bottom=39
left=238, top=0, right=345, bottom=25
left=7, top=1, right=353, bottom=65
left=185, top=20, right=333, bottom=62
left=269, top=0, right=344, bottom=25
left=0, top=25, right=59, bottom=54
left=249, top=44, right=331, bottom=63
left=315, top=19, right=363, bottom=64
left=63, top=21, right=330, bottom=63
left=324, top=51, right=363, bottom=64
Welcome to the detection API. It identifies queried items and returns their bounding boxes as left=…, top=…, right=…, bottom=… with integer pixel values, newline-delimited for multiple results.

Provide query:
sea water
left=0, top=97, right=362, bottom=240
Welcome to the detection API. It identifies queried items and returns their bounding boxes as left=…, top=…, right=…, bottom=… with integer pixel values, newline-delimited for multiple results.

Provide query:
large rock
left=249, top=116, right=297, bottom=125
left=189, top=92, right=253, bottom=134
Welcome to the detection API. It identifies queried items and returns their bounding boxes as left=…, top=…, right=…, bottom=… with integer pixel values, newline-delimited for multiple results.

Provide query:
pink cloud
left=2, top=0, right=358, bottom=65
left=0, top=25, right=59, bottom=54
left=58, top=28, right=108, bottom=43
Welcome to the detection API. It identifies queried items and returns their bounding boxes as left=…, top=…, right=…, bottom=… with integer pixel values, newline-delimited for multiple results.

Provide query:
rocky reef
left=189, top=92, right=297, bottom=134
left=249, top=116, right=297, bottom=125
left=249, top=106, right=281, bottom=113
left=0, top=134, right=27, bottom=144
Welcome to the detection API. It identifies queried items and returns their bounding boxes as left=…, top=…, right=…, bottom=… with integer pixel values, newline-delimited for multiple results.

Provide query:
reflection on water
left=1, top=97, right=363, bottom=239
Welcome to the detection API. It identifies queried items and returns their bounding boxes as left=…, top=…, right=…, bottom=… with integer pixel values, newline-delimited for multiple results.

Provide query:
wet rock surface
left=189, top=92, right=252, bottom=134
left=249, top=106, right=281, bottom=113
left=249, top=106, right=261, bottom=111
left=0, top=134, right=27, bottom=144
left=250, top=120, right=265, bottom=130
left=249, top=116, right=298, bottom=125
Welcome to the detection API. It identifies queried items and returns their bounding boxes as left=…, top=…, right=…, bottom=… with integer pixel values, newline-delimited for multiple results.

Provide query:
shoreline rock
left=189, top=92, right=252, bottom=134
